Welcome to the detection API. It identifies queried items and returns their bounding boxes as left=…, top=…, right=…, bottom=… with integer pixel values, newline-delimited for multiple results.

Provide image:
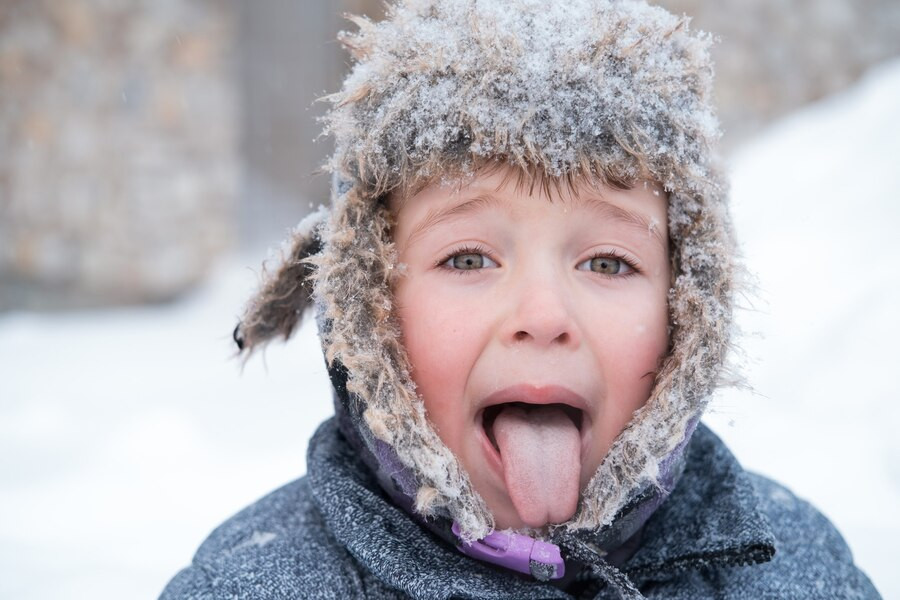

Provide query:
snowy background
left=2, top=58, right=898, bottom=599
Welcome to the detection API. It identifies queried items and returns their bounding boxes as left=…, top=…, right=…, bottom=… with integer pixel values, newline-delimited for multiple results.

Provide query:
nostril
left=512, top=330, right=572, bottom=344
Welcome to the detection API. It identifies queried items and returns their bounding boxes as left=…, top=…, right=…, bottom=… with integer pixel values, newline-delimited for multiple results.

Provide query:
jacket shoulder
left=637, top=427, right=881, bottom=600
left=159, top=476, right=368, bottom=600
left=732, top=472, right=880, bottom=599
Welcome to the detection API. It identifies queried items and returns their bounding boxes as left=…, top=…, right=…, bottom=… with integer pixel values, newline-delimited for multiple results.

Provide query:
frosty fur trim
left=238, top=0, right=737, bottom=541
left=235, top=205, right=329, bottom=353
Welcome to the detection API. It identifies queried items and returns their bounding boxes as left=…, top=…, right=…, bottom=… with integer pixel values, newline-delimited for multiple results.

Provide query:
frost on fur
left=324, top=0, right=720, bottom=200
left=235, top=206, right=329, bottom=354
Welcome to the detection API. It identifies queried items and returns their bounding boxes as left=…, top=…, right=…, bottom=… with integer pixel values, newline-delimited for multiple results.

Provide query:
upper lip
left=479, top=384, right=591, bottom=412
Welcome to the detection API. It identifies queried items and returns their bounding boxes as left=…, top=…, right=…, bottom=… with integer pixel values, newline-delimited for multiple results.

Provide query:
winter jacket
left=160, top=418, right=880, bottom=600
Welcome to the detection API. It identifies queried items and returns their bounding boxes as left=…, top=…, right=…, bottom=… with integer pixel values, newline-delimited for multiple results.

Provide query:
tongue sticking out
left=493, top=405, right=582, bottom=528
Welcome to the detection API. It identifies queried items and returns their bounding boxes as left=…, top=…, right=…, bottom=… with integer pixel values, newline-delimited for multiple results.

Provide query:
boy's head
left=235, top=0, right=735, bottom=543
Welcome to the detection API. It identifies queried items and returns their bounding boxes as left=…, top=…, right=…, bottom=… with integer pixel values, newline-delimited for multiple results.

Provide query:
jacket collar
left=307, top=418, right=570, bottom=599
left=307, top=418, right=775, bottom=598
left=623, top=424, right=776, bottom=585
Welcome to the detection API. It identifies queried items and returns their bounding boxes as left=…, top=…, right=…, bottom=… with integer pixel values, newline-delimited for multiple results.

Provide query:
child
left=161, top=1, right=880, bottom=598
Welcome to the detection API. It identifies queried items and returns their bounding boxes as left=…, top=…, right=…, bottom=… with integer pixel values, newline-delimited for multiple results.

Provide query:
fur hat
left=235, top=0, right=736, bottom=544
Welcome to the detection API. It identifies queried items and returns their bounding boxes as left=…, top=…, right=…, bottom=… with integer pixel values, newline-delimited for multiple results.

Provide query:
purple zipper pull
left=451, top=522, right=565, bottom=581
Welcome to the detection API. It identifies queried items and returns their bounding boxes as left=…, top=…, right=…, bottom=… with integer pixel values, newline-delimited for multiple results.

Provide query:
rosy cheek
left=404, top=307, right=459, bottom=380
left=595, top=295, right=668, bottom=393
left=398, top=284, right=478, bottom=438
left=628, top=320, right=668, bottom=369
left=620, top=288, right=668, bottom=346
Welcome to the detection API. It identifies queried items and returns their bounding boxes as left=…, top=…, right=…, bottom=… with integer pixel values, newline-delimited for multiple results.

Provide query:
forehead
left=389, top=166, right=668, bottom=248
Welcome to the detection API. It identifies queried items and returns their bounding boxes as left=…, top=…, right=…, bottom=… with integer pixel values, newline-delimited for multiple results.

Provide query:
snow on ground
left=2, top=58, right=899, bottom=599
left=703, top=57, right=900, bottom=598
left=0, top=266, right=334, bottom=599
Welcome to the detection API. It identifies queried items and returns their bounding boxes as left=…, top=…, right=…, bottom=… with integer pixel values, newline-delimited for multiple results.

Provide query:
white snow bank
left=0, top=263, right=334, bottom=599
left=1, top=57, right=898, bottom=599
left=704, top=56, right=900, bottom=599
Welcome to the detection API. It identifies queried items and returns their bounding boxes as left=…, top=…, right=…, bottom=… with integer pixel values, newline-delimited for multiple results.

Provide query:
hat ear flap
left=233, top=207, right=328, bottom=354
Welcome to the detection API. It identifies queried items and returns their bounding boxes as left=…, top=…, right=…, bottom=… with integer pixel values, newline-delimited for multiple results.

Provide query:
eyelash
left=435, top=245, right=642, bottom=278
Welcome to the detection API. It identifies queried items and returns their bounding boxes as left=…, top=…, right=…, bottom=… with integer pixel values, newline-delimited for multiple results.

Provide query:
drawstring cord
left=555, top=534, right=645, bottom=600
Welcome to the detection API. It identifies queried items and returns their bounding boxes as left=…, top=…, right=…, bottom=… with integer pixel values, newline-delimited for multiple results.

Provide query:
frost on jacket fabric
left=159, top=419, right=880, bottom=600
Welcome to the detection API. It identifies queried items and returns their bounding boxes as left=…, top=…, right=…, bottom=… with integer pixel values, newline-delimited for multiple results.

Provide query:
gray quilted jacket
left=160, top=419, right=880, bottom=599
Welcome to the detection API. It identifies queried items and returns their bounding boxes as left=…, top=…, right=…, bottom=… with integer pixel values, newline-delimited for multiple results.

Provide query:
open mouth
left=482, top=402, right=584, bottom=454
left=475, top=386, right=592, bottom=527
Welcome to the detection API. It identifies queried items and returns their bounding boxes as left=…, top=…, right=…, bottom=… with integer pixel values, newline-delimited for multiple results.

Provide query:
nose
left=500, top=268, right=580, bottom=349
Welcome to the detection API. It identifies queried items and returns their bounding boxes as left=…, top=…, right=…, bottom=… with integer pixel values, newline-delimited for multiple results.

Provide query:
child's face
left=390, top=167, right=670, bottom=530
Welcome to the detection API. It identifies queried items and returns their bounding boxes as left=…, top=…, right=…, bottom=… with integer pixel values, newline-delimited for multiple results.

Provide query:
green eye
left=441, top=249, right=498, bottom=271
left=577, top=255, right=634, bottom=275
left=590, top=257, right=623, bottom=274
left=451, top=253, right=485, bottom=269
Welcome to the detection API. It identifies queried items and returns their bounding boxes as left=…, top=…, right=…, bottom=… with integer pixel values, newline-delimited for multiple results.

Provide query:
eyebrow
left=573, top=194, right=667, bottom=249
left=406, top=194, right=506, bottom=247
left=406, top=192, right=666, bottom=249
